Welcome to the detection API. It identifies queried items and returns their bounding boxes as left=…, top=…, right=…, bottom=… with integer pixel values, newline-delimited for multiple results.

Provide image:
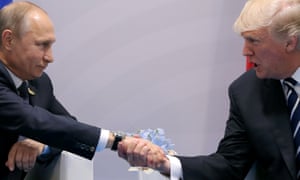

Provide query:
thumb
left=6, top=146, right=17, bottom=171
left=117, top=142, right=127, bottom=159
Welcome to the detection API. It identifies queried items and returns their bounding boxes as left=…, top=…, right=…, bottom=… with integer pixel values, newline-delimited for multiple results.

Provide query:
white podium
left=25, top=151, right=94, bottom=180
left=138, top=171, right=169, bottom=180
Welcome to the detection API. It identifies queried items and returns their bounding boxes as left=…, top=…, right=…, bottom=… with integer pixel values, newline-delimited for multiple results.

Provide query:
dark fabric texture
left=0, top=61, right=100, bottom=179
left=178, top=70, right=297, bottom=180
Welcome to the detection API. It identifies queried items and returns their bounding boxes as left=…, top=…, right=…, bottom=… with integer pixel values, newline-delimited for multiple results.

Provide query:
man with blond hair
left=120, top=0, right=300, bottom=179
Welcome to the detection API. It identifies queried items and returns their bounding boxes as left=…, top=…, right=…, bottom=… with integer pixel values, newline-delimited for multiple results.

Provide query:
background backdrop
left=16, top=0, right=246, bottom=179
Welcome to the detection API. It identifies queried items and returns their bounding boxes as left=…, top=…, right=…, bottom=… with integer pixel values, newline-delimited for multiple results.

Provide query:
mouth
left=38, top=65, right=47, bottom=70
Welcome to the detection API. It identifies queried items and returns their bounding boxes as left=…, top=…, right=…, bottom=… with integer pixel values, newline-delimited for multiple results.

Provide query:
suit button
left=90, top=146, right=95, bottom=152
left=80, top=144, right=86, bottom=150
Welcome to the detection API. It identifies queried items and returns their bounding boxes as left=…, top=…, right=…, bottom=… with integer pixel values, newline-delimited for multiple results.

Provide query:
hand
left=118, top=136, right=171, bottom=175
left=5, top=138, right=45, bottom=172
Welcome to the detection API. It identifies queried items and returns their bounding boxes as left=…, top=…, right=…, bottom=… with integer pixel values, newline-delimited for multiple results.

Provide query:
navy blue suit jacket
left=178, top=70, right=297, bottom=180
left=0, top=61, right=100, bottom=178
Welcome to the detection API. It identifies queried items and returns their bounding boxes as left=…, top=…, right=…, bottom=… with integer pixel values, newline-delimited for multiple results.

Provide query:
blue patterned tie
left=284, top=77, right=300, bottom=179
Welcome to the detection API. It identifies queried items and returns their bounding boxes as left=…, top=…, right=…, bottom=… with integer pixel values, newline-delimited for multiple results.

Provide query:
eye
left=36, top=41, right=51, bottom=49
left=245, top=36, right=260, bottom=45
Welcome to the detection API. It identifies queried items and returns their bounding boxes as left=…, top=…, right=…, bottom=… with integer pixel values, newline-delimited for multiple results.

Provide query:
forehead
left=241, top=28, right=271, bottom=39
left=241, top=28, right=269, bottom=39
left=22, top=10, right=56, bottom=41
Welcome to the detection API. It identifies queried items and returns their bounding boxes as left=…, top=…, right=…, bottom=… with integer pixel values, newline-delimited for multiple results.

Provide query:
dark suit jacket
left=178, top=70, right=297, bottom=180
left=0, top=61, right=100, bottom=179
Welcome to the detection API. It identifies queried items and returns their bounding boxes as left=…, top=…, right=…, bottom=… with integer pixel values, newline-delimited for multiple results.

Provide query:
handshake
left=5, top=129, right=174, bottom=177
left=111, top=129, right=173, bottom=176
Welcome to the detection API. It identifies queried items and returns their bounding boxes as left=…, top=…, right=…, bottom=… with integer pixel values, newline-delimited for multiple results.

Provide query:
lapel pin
left=28, top=87, right=36, bottom=96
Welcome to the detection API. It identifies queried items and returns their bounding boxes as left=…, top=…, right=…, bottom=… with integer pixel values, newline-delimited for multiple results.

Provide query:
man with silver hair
left=0, top=1, right=167, bottom=179
left=119, top=0, right=300, bottom=179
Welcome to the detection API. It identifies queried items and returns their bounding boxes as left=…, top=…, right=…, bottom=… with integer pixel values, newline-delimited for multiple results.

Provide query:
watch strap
left=111, top=133, right=124, bottom=151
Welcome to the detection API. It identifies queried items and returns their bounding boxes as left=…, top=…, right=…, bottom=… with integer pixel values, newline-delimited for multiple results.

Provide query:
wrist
left=106, top=132, right=114, bottom=149
left=160, top=158, right=171, bottom=176
left=106, top=131, right=125, bottom=151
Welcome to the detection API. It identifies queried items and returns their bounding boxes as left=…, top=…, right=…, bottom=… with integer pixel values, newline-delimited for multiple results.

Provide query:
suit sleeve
left=177, top=81, right=255, bottom=180
left=0, top=73, right=100, bottom=160
left=36, top=94, right=72, bottom=163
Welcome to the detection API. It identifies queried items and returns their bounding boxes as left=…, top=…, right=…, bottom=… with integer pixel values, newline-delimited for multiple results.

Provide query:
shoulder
left=29, top=72, right=52, bottom=86
left=28, top=72, right=54, bottom=93
left=229, top=69, right=280, bottom=90
left=228, top=69, right=269, bottom=95
left=228, top=69, right=282, bottom=102
left=230, top=69, right=259, bottom=89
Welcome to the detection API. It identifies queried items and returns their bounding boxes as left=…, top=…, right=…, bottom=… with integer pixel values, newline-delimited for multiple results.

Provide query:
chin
left=31, top=73, right=43, bottom=79
left=255, top=71, right=267, bottom=79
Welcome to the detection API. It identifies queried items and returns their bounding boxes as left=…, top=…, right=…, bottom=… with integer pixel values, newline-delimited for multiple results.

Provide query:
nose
left=43, top=48, right=54, bottom=63
left=242, top=42, right=254, bottom=57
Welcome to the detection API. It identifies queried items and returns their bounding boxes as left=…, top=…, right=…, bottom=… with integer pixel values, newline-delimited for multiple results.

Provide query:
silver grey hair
left=0, top=1, right=47, bottom=44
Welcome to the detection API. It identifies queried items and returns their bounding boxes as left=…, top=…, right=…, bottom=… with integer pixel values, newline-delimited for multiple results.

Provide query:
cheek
left=261, top=53, right=284, bottom=73
left=26, top=50, right=43, bottom=63
left=258, top=49, right=280, bottom=62
left=18, top=52, right=41, bottom=71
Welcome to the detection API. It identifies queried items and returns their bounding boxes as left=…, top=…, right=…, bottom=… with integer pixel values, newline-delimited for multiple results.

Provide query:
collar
left=291, top=68, right=300, bottom=83
left=281, top=68, right=300, bottom=94
left=5, top=67, right=24, bottom=88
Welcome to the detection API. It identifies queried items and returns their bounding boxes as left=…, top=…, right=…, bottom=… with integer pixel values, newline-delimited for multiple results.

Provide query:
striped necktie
left=284, top=77, right=300, bottom=179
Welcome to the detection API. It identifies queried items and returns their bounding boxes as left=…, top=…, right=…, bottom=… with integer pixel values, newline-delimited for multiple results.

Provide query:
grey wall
left=17, top=0, right=246, bottom=179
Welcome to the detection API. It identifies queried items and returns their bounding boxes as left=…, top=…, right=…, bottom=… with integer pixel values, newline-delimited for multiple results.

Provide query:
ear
left=1, top=29, right=14, bottom=51
left=285, top=35, right=298, bottom=53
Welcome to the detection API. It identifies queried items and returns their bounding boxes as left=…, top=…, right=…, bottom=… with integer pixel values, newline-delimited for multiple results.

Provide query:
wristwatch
left=111, top=132, right=125, bottom=151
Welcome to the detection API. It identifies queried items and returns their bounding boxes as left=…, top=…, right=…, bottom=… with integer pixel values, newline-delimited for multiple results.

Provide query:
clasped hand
left=5, top=138, right=45, bottom=172
left=117, top=136, right=171, bottom=175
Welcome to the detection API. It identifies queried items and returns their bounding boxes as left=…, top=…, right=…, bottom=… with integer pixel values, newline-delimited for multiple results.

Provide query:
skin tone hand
left=5, top=138, right=45, bottom=172
left=118, top=136, right=171, bottom=175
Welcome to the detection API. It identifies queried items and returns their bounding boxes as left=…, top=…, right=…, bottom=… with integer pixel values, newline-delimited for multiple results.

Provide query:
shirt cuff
left=40, top=145, right=50, bottom=155
left=167, top=155, right=183, bottom=180
left=96, top=129, right=110, bottom=152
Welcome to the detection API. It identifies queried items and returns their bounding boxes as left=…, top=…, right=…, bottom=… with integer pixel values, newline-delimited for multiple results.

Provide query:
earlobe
left=1, top=29, right=14, bottom=51
left=285, top=36, right=298, bottom=53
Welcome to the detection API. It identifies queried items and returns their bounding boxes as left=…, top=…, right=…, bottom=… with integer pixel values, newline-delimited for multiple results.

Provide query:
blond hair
left=234, top=0, right=300, bottom=41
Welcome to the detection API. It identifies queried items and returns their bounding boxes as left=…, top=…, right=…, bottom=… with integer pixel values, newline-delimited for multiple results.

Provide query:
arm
left=117, top=80, right=255, bottom=180
left=176, top=80, right=255, bottom=180
left=5, top=138, right=44, bottom=172
left=0, top=73, right=100, bottom=160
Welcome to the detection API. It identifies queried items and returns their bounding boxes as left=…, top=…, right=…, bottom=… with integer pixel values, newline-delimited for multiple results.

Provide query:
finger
left=29, top=155, right=36, bottom=169
left=126, top=138, right=138, bottom=153
left=147, top=147, right=166, bottom=169
left=15, top=148, right=25, bottom=170
left=132, top=140, right=147, bottom=165
left=20, top=151, right=31, bottom=171
left=6, top=145, right=18, bottom=171
left=23, top=155, right=36, bottom=172
left=126, top=139, right=139, bottom=165
left=139, top=144, right=150, bottom=166
left=117, top=142, right=127, bottom=159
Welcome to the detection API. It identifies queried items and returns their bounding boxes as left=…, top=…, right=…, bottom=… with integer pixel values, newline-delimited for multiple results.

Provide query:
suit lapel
left=263, top=79, right=297, bottom=179
left=0, top=61, right=18, bottom=92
